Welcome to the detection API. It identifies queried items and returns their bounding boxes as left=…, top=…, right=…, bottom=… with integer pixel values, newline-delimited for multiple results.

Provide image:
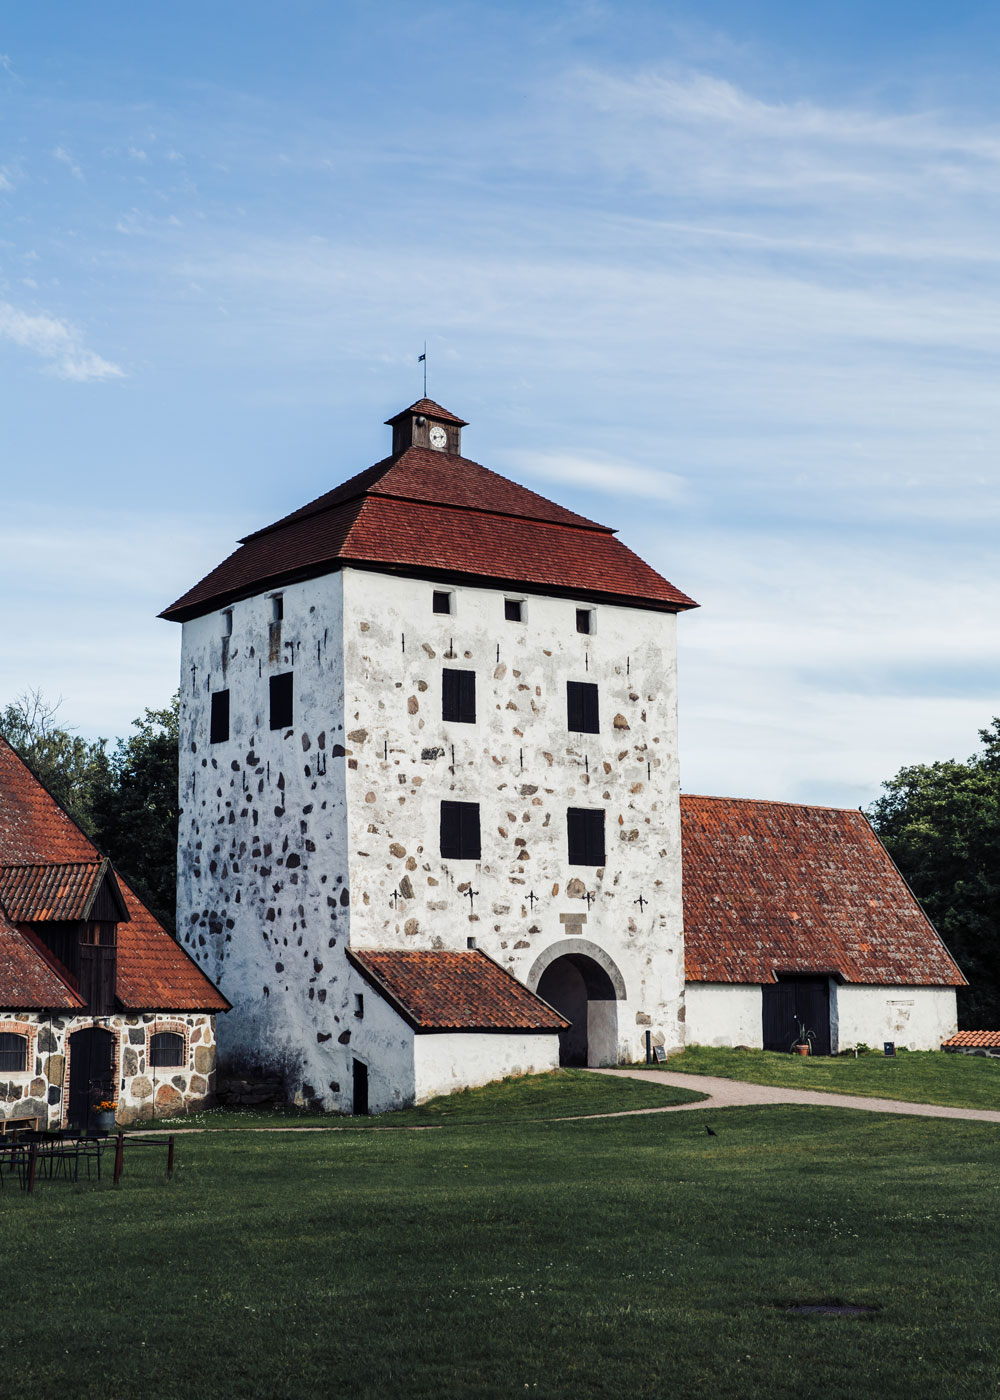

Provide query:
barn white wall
left=685, top=982, right=763, bottom=1048
left=834, top=985, right=958, bottom=1052
left=413, top=1030, right=560, bottom=1102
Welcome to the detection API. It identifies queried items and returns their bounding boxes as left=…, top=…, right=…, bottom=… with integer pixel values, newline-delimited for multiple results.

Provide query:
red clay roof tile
left=941, top=1030, right=1000, bottom=1048
left=161, top=414, right=696, bottom=621
left=348, top=947, right=569, bottom=1032
left=0, top=739, right=228, bottom=1012
left=681, top=795, right=965, bottom=987
left=0, top=914, right=85, bottom=1009
left=385, top=398, right=469, bottom=426
left=0, top=860, right=124, bottom=923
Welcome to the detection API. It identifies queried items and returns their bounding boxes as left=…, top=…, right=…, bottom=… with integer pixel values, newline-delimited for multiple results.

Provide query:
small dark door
left=68, top=1027, right=115, bottom=1131
left=352, top=1059, right=369, bottom=1116
left=762, top=978, right=831, bottom=1056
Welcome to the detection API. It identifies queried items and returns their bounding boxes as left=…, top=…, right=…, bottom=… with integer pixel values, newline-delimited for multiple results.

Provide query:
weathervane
left=418, top=342, right=427, bottom=396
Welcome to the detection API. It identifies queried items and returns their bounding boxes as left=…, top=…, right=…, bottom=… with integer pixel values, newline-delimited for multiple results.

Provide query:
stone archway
left=528, top=940, right=625, bottom=1068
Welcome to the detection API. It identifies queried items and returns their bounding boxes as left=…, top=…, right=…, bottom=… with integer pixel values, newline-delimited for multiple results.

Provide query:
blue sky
left=3, top=1, right=1000, bottom=806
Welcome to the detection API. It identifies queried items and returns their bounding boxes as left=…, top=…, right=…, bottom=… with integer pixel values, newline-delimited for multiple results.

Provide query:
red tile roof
left=386, top=398, right=469, bottom=426
left=941, top=1030, right=1000, bottom=1048
left=0, top=859, right=124, bottom=923
left=0, top=739, right=228, bottom=1012
left=0, top=915, right=85, bottom=1009
left=681, top=795, right=965, bottom=987
left=161, top=413, right=697, bottom=621
left=348, top=947, right=569, bottom=1032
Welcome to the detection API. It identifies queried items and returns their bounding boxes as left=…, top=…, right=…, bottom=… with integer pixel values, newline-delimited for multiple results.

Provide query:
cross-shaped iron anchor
left=585, top=891, right=595, bottom=909
left=634, top=894, right=647, bottom=912
left=464, top=888, right=480, bottom=911
left=527, top=891, right=538, bottom=910
left=390, top=889, right=401, bottom=909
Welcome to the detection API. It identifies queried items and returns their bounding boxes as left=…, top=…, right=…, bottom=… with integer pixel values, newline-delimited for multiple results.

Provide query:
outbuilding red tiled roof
left=161, top=408, right=696, bottom=621
left=0, top=739, right=228, bottom=1012
left=0, top=859, right=125, bottom=923
left=348, top=947, right=569, bottom=1032
left=941, top=1030, right=1000, bottom=1049
left=386, top=398, right=469, bottom=427
left=681, top=795, right=965, bottom=987
left=0, top=916, right=85, bottom=1009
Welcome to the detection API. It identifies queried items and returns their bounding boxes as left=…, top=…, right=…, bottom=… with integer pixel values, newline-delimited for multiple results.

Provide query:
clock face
left=428, top=424, right=447, bottom=450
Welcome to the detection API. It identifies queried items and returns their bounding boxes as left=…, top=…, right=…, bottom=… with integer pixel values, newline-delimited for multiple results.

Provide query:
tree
left=867, top=718, right=1000, bottom=1029
left=0, top=689, right=179, bottom=933
left=0, top=690, right=108, bottom=837
left=90, top=696, right=180, bottom=932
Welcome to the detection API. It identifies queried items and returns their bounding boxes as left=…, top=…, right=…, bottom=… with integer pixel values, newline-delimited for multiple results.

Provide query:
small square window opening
left=432, top=590, right=453, bottom=615
left=354, top=994, right=365, bottom=1019
left=269, top=672, right=294, bottom=730
left=210, top=689, right=230, bottom=744
left=576, top=609, right=593, bottom=635
left=504, top=598, right=523, bottom=623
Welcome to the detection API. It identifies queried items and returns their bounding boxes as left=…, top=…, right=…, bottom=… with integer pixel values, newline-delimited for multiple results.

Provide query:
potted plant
left=93, top=1099, right=117, bottom=1133
left=791, top=1019, right=815, bottom=1056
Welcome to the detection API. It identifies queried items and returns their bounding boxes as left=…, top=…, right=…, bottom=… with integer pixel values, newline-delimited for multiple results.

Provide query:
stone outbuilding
left=681, top=795, right=963, bottom=1053
left=0, top=738, right=228, bottom=1129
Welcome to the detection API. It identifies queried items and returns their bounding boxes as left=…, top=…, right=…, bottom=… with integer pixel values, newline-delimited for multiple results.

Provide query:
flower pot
left=793, top=1044, right=811, bottom=1056
left=95, top=1110, right=116, bottom=1133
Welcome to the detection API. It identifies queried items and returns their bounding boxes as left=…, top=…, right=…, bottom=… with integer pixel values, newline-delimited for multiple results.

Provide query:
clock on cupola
left=385, top=398, right=468, bottom=457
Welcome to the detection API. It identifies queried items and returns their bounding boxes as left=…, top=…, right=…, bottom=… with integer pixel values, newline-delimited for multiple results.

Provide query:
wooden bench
left=1, top=1116, right=40, bottom=1135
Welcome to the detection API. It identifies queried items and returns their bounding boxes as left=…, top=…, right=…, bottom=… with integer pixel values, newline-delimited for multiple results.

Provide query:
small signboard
left=653, top=1045, right=667, bottom=1064
left=883, top=1041, right=896, bottom=1057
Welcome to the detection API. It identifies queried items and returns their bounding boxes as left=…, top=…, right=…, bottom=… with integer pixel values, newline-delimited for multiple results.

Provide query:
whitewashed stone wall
left=0, top=1012, right=216, bottom=1128
left=412, top=1031, right=560, bottom=1102
left=684, top=983, right=763, bottom=1048
left=176, top=563, right=687, bottom=1110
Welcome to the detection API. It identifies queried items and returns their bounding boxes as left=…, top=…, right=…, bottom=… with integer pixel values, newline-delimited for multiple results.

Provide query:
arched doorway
left=530, top=941, right=625, bottom=1067
left=68, top=1027, right=115, bottom=1132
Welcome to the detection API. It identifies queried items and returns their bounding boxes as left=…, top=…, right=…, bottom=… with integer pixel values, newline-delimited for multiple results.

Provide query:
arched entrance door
left=530, top=942, right=625, bottom=1067
left=68, top=1027, right=115, bottom=1132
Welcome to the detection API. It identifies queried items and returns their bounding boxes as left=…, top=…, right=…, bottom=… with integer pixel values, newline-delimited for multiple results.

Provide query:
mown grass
left=127, top=1067, right=706, bottom=1131
left=3, top=1105, right=999, bottom=1399
left=653, top=1045, right=1000, bottom=1110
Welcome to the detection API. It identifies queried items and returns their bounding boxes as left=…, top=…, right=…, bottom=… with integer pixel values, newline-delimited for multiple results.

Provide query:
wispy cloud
left=52, top=144, right=84, bottom=181
left=0, top=300, right=123, bottom=381
left=507, top=450, right=684, bottom=504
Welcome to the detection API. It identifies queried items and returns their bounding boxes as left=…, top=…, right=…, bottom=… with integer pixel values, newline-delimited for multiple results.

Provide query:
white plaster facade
left=685, top=981, right=957, bottom=1053
left=176, top=563, right=685, bottom=1110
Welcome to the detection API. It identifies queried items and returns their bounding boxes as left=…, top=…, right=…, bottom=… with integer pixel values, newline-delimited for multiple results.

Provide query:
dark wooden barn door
left=762, top=978, right=831, bottom=1056
left=352, top=1059, right=369, bottom=1116
left=68, top=1027, right=115, bottom=1131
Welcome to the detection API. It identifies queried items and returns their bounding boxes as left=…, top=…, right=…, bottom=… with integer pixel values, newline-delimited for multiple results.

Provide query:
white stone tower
left=162, top=400, right=697, bottom=1112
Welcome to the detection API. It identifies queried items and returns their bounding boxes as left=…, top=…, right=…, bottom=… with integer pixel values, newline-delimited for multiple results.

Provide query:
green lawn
left=127, top=1068, right=706, bottom=1131
left=656, top=1045, right=1000, bottom=1110
left=5, top=1103, right=1000, bottom=1399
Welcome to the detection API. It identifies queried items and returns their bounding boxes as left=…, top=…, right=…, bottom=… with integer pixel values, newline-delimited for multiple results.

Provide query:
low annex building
left=0, top=738, right=228, bottom=1129
left=682, top=796, right=964, bottom=1053
left=161, top=398, right=963, bottom=1112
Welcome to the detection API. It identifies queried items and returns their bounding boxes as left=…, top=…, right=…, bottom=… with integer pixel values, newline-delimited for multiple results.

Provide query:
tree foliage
left=867, top=718, right=1000, bottom=1029
left=0, top=690, right=179, bottom=932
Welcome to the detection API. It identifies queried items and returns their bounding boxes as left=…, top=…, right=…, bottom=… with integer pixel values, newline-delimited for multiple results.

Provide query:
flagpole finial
left=418, top=342, right=427, bottom=396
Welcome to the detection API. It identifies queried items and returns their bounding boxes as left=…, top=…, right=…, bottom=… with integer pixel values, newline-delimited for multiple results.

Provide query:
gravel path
left=586, top=1067, right=1000, bottom=1124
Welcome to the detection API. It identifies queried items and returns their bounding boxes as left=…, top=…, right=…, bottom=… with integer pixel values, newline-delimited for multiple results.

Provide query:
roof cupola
left=385, top=398, right=468, bottom=457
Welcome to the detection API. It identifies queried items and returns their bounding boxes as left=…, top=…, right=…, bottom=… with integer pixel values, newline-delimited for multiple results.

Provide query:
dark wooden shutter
left=567, top=808, right=605, bottom=866
left=567, top=681, right=599, bottom=734
left=443, top=669, right=476, bottom=723
left=210, top=689, right=230, bottom=743
left=441, top=800, right=481, bottom=859
left=269, top=672, right=293, bottom=730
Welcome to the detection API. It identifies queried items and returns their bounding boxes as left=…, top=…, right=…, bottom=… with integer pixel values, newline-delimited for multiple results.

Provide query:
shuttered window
left=269, top=672, right=293, bottom=730
left=440, top=800, right=481, bottom=860
left=567, top=681, right=599, bottom=734
left=149, top=1032, right=185, bottom=1068
left=210, top=689, right=230, bottom=744
left=0, top=1033, right=27, bottom=1073
left=442, top=669, right=476, bottom=724
left=567, top=807, right=605, bottom=866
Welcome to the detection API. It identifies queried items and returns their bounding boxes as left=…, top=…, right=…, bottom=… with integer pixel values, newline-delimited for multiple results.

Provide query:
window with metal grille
left=432, top=591, right=452, bottom=615
left=576, top=608, right=593, bottom=635
left=440, top=800, right=481, bottom=860
left=504, top=598, right=523, bottom=622
left=442, top=669, right=476, bottom=724
left=210, top=689, right=230, bottom=744
left=0, top=1033, right=26, bottom=1073
left=149, top=1032, right=185, bottom=1068
left=567, top=681, right=599, bottom=734
left=269, top=672, right=293, bottom=729
left=567, top=807, right=605, bottom=866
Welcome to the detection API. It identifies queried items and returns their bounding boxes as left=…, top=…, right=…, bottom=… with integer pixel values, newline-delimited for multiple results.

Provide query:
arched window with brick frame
left=149, top=1031, right=186, bottom=1068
